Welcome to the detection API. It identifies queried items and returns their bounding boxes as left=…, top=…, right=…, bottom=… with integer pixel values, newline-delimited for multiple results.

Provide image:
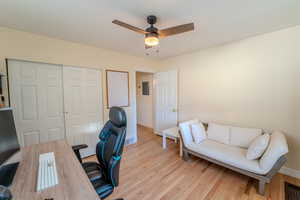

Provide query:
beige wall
left=136, top=72, right=153, bottom=128
left=159, top=26, right=300, bottom=170
left=0, top=26, right=160, bottom=143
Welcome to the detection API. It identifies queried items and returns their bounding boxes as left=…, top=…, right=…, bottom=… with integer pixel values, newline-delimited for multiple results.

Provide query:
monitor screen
left=0, top=108, right=20, bottom=165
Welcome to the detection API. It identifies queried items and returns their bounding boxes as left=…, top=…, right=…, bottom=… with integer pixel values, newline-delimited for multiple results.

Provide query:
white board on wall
left=106, top=70, right=129, bottom=108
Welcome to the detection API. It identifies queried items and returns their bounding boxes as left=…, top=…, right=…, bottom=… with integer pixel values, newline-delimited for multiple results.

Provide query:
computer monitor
left=0, top=108, right=20, bottom=165
left=0, top=108, right=20, bottom=187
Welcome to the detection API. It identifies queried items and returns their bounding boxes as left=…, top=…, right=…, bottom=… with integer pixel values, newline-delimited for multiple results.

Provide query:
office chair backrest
left=96, top=107, right=127, bottom=187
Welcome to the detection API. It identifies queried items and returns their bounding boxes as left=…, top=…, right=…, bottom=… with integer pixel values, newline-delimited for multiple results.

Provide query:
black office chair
left=72, top=107, right=127, bottom=199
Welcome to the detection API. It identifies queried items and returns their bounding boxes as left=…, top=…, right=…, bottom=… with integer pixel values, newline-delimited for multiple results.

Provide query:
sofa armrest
left=259, top=131, right=288, bottom=173
left=179, top=119, right=199, bottom=147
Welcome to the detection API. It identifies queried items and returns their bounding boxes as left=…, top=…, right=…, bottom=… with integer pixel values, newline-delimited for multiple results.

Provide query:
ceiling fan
left=112, top=15, right=194, bottom=49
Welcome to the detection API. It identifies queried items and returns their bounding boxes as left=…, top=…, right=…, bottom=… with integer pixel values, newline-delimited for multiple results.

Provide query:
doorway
left=136, top=72, right=154, bottom=135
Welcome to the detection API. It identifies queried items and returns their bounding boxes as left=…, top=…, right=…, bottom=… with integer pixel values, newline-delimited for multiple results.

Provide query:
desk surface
left=11, top=140, right=100, bottom=200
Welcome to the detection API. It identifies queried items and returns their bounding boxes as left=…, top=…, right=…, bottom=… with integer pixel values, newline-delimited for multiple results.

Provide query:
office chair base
left=83, top=162, right=114, bottom=199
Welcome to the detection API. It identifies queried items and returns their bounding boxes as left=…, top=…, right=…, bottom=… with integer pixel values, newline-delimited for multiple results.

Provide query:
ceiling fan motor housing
left=146, top=15, right=158, bottom=34
left=145, top=32, right=158, bottom=38
left=146, top=26, right=158, bottom=33
left=147, top=15, right=157, bottom=25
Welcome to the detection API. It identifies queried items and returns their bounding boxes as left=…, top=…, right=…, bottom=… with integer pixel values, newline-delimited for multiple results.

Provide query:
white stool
left=162, top=127, right=179, bottom=149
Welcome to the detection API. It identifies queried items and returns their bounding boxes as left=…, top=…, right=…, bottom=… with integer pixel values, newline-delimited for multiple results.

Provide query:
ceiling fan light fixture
left=145, top=33, right=159, bottom=46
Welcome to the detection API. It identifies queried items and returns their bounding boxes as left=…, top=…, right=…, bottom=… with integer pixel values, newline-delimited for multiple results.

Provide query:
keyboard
left=37, top=152, right=59, bottom=191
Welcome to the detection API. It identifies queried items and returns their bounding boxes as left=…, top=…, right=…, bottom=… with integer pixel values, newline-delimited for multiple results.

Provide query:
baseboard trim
left=125, top=137, right=137, bottom=146
left=154, top=130, right=162, bottom=136
left=137, top=124, right=153, bottom=132
left=280, top=166, right=300, bottom=179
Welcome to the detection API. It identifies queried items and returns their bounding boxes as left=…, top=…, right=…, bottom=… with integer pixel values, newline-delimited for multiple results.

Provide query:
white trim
left=125, top=136, right=137, bottom=146
left=154, top=131, right=162, bottom=136
left=279, top=166, right=300, bottom=179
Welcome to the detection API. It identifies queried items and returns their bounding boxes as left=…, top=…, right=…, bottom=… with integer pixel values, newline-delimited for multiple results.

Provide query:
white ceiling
left=0, top=0, right=300, bottom=59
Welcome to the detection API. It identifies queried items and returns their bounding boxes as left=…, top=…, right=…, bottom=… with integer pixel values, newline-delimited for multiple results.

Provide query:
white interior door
left=8, top=60, right=65, bottom=147
left=154, top=69, right=178, bottom=134
left=63, top=66, right=103, bottom=157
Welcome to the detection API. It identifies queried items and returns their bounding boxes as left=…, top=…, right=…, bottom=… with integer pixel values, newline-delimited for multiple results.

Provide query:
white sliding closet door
left=8, top=60, right=65, bottom=147
left=63, top=66, right=103, bottom=157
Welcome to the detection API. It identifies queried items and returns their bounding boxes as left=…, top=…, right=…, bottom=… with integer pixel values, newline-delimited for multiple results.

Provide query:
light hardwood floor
left=85, top=125, right=300, bottom=200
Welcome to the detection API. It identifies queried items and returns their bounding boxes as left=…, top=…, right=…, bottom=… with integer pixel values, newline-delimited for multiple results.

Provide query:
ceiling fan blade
left=158, top=23, right=194, bottom=38
left=112, top=20, right=146, bottom=34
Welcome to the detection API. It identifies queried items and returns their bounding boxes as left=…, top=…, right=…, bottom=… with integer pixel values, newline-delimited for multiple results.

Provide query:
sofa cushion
left=246, top=134, right=270, bottom=160
left=207, top=123, right=230, bottom=144
left=230, top=127, right=262, bottom=148
left=186, top=140, right=267, bottom=174
left=191, top=123, right=206, bottom=144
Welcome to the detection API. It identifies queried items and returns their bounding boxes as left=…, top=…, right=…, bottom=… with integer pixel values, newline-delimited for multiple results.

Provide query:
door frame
left=135, top=70, right=155, bottom=131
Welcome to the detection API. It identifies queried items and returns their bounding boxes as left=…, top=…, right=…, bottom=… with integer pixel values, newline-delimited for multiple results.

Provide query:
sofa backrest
left=179, top=119, right=199, bottom=146
left=206, top=123, right=262, bottom=148
left=260, top=131, right=288, bottom=172
left=180, top=120, right=263, bottom=148
left=207, top=123, right=231, bottom=144
left=230, top=126, right=262, bottom=148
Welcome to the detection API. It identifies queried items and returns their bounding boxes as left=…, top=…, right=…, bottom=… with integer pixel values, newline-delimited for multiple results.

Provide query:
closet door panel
left=8, top=60, right=65, bottom=146
left=63, top=66, right=103, bottom=157
left=20, top=85, right=38, bottom=120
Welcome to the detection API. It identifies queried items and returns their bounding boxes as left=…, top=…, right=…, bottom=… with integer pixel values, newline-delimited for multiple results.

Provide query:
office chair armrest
left=72, top=144, right=88, bottom=163
left=72, top=144, right=88, bottom=151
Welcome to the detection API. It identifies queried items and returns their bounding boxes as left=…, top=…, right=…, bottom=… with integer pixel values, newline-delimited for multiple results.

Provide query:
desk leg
left=162, top=133, right=167, bottom=149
